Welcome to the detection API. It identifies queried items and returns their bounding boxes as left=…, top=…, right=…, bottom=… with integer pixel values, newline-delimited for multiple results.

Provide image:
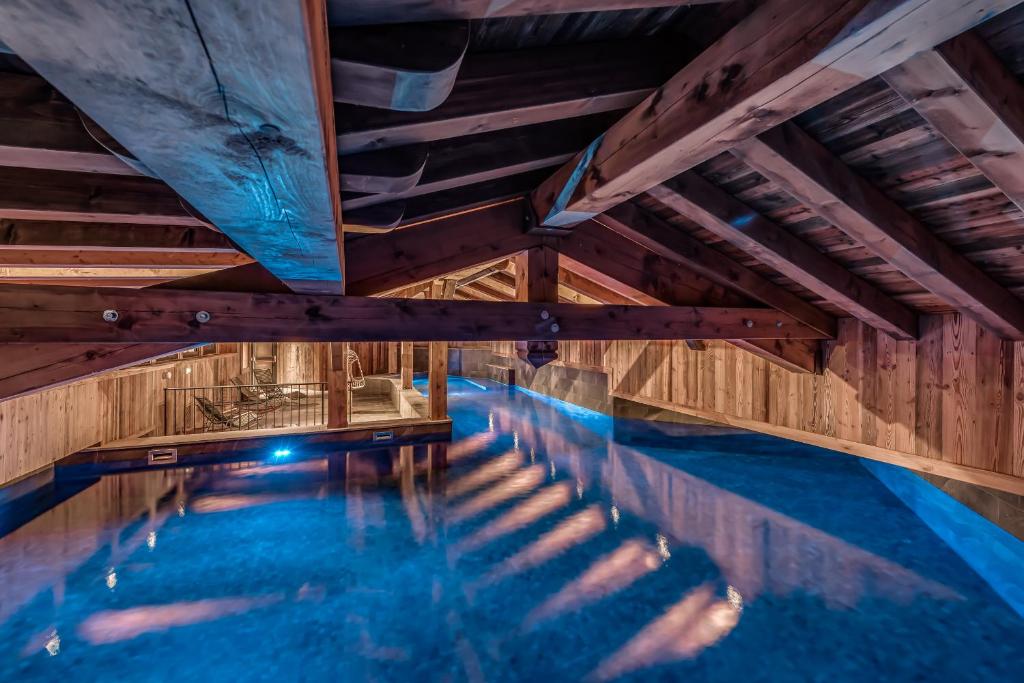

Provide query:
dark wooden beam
left=400, top=169, right=552, bottom=226
left=558, top=266, right=641, bottom=306
left=560, top=219, right=749, bottom=307
left=0, top=167, right=203, bottom=226
left=0, top=220, right=236, bottom=251
left=514, top=242, right=561, bottom=367
left=0, top=249, right=252, bottom=268
left=558, top=220, right=821, bottom=373
left=345, top=200, right=540, bottom=296
left=648, top=172, right=918, bottom=340
left=733, top=122, right=1024, bottom=340
left=0, top=263, right=289, bottom=401
left=330, top=21, right=468, bottom=111
left=0, top=71, right=142, bottom=176
left=342, top=114, right=615, bottom=211
left=530, top=0, right=1024, bottom=228
left=882, top=30, right=1024, bottom=214
left=595, top=202, right=837, bottom=337
left=336, top=40, right=676, bottom=154
left=327, top=1, right=723, bottom=25
left=0, top=0, right=345, bottom=292
left=0, top=284, right=829, bottom=344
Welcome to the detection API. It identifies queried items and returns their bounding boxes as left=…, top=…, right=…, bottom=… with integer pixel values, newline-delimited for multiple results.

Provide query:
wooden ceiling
left=1, top=0, right=1024, bottom=396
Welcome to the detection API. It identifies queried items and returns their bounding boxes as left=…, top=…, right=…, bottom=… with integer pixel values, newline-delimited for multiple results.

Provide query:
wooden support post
left=387, top=342, right=399, bottom=374
left=515, top=242, right=560, bottom=368
left=429, top=341, right=448, bottom=420
left=400, top=341, right=414, bottom=389
left=327, top=341, right=350, bottom=428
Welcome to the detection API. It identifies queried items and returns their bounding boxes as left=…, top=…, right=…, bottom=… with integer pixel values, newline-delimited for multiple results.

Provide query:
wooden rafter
left=530, top=0, right=1024, bottom=228
left=559, top=220, right=823, bottom=373
left=336, top=40, right=672, bottom=154
left=595, top=202, right=837, bottom=337
left=733, top=122, right=1024, bottom=340
left=0, top=283, right=827, bottom=344
left=345, top=200, right=539, bottom=296
left=327, top=1, right=723, bottom=25
left=0, top=263, right=288, bottom=401
left=0, top=220, right=236, bottom=251
left=0, top=0, right=345, bottom=292
left=342, top=115, right=614, bottom=211
left=648, top=172, right=918, bottom=340
left=0, top=167, right=204, bottom=226
left=883, top=30, right=1024, bottom=214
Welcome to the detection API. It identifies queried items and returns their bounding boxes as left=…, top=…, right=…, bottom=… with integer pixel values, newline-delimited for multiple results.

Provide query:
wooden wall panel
left=0, top=352, right=239, bottom=485
left=482, top=313, right=1024, bottom=491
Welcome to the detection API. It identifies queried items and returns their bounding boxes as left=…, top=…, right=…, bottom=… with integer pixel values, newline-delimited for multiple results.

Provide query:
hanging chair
left=347, top=349, right=366, bottom=390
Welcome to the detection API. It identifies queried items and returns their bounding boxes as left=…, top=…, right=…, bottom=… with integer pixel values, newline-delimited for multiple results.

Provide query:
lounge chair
left=229, top=376, right=290, bottom=411
left=251, top=367, right=313, bottom=399
left=194, top=396, right=258, bottom=431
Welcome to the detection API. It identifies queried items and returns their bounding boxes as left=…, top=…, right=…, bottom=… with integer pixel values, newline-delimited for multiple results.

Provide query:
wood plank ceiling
left=1, top=0, right=1024, bottom=385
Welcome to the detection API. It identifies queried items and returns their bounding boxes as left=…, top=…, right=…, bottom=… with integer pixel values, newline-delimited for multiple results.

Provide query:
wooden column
left=400, top=341, right=414, bottom=389
left=514, top=242, right=560, bottom=367
left=387, top=342, right=399, bottom=374
left=428, top=341, right=448, bottom=420
left=327, top=341, right=350, bottom=428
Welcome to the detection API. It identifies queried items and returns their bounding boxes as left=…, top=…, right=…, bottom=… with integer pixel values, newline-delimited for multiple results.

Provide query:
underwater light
left=273, top=448, right=292, bottom=458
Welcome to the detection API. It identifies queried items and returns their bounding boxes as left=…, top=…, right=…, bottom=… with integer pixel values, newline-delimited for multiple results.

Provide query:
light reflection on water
left=0, top=377, right=1022, bottom=681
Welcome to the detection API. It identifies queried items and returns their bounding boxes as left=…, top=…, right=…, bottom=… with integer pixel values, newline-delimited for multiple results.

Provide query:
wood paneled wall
left=0, top=352, right=239, bottom=486
left=276, top=342, right=392, bottom=384
left=480, top=315, right=1024, bottom=492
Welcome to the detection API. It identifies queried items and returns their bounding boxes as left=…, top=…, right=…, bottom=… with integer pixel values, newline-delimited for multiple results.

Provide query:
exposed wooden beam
left=327, top=342, right=350, bottom=428
left=336, top=40, right=675, bottom=154
left=429, top=340, right=448, bottom=420
left=648, top=172, right=918, bottom=340
left=558, top=266, right=642, bottom=306
left=514, top=242, right=561, bottom=367
left=0, top=220, right=236, bottom=251
left=560, top=219, right=749, bottom=307
left=0, top=167, right=203, bottom=226
left=530, top=0, right=1024, bottom=228
left=0, top=263, right=289, bottom=401
left=882, top=30, right=1024, bottom=214
left=0, top=284, right=829, bottom=344
left=558, top=221, right=822, bottom=373
left=0, top=71, right=142, bottom=176
left=330, top=21, right=468, bottom=111
left=0, top=0, right=345, bottom=292
left=399, top=169, right=552, bottom=227
left=345, top=200, right=540, bottom=296
left=461, top=279, right=514, bottom=302
left=0, top=250, right=251, bottom=268
left=595, top=202, right=837, bottom=337
left=733, top=122, right=1024, bottom=340
left=400, top=341, right=413, bottom=389
left=0, top=342, right=192, bottom=403
left=327, top=1, right=723, bottom=25
left=342, top=115, right=614, bottom=211
left=455, top=261, right=510, bottom=288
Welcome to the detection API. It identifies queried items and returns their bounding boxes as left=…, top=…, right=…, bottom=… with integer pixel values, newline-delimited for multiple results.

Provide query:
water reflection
left=0, top=377, right=1020, bottom=681
left=78, top=596, right=281, bottom=645
left=525, top=539, right=662, bottom=627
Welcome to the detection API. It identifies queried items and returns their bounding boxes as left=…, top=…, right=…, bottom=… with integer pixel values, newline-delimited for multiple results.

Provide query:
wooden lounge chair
left=251, top=367, right=311, bottom=399
left=193, top=396, right=258, bottom=431
left=229, top=376, right=290, bottom=411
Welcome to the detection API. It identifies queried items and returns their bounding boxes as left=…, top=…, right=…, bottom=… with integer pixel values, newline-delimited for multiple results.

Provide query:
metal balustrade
left=163, top=382, right=327, bottom=435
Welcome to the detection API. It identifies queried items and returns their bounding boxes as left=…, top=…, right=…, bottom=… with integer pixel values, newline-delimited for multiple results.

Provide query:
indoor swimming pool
left=1, top=377, right=1022, bottom=681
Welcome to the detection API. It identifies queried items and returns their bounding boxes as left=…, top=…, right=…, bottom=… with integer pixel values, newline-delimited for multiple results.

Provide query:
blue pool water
left=1, top=377, right=1022, bottom=681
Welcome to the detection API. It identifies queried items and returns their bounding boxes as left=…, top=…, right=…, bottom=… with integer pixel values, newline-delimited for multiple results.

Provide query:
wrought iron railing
left=163, top=382, right=326, bottom=436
